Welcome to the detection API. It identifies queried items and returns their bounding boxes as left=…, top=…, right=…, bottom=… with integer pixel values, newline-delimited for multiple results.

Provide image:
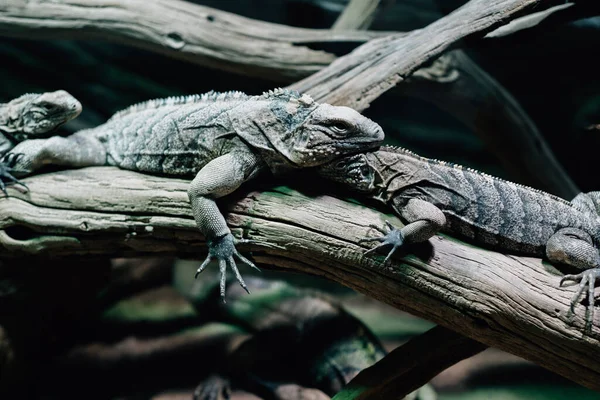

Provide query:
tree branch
left=291, top=0, right=571, bottom=109
left=0, top=0, right=392, bottom=82
left=333, top=326, right=487, bottom=400
left=401, top=50, right=580, bottom=199
left=1, top=167, right=600, bottom=390
left=332, top=0, right=392, bottom=31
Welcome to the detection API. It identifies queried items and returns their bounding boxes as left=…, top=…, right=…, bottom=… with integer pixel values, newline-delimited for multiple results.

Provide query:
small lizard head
left=290, top=103, right=384, bottom=167
left=317, top=153, right=378, bottom=193
left=2, top=90, right=82, bottom=141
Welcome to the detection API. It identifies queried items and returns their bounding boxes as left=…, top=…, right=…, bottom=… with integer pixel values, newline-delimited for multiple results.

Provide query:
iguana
left=4, top=89, right=384, bottom=298
left=192, top=276, right=388, bottom=400
left=0, top=90, right=82, bottom=194
left=318, top=146, right=600, bottom=324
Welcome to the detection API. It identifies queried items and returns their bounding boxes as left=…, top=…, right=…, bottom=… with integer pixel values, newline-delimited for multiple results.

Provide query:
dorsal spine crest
left=380, top=145, right=572, bottom=206
left=109, top=90, right=250, bottom=121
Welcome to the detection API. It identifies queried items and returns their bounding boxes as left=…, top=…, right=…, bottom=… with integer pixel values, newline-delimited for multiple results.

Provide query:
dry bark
left=0, top=167, right=599, bottom=390
left=0, top=0, right=391, bottom=82
left=291, top=0, right=571, bottom=109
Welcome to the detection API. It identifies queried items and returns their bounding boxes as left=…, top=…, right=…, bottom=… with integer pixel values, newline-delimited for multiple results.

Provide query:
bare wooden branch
left=402, top=50, right=580, bottom=199
left=291, top=0, right=569, bottom=109
left=0, top=0, right=391, bottom=82
left=332, top=0, right=391, bottom=31
left=1, top=167, right=600, bottom=390
left=333, top=326, right=487, bottom=400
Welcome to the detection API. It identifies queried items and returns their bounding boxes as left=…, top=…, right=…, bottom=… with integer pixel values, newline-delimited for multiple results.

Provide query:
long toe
left=195, top=255, right=212, bottom=278
left=229, top=257, right=250, bottom=294
left=358, top=236, right=385, bottom=244
left=219, top=259, right=228, bottom=301
left=384, top=244, right=400, bottom=264
left=588, top=272, right=597, bottom=326
left=570, top=274, right=590, bottom=312
left=368, top=223, right=389, bottom=235
left=560, top=272, right=584, bottom=286
left=233, top=248, right=261, bottom=272
left=364, top=242, right=391, bottom=256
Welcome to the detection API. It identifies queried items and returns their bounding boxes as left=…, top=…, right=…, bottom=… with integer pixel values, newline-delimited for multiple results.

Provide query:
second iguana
left=4, top=89, right=384, bottom=298
left=318, top=146, right=600, bottom=324
left=0, top=90, right=82, bottom=193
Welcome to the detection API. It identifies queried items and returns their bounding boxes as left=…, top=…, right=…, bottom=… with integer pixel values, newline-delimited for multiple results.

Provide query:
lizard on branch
left=318, top=146, right=600, bottom=326
left=0, top=90, right=81, bottom=194
left=3, top=89, right=384, bottom=299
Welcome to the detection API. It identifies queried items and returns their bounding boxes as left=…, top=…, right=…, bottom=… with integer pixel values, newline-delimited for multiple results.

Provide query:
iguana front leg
left=360, top=198, right=446, bottom=262
left=0, top=153, right=29, bottom=195
left=189, top=152, right=262, bottom=299
left=5, top=134, right=107, bottom=175
left=548, top=227, right=600, bottom=324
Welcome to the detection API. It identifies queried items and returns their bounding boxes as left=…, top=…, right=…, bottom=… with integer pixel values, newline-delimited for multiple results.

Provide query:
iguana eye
left=329, top=120, right=352, bottom=134
left=39, top=103, right=56, bottom=112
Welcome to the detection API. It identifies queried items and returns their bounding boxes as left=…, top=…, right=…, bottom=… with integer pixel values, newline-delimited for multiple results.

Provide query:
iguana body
left=0, top=90, right=81, bottom=193
left=6, top=89, right=384, bottom=297
left=193, top=276, right=387, bottom=400
left=319, top=146, right=600, bottom=322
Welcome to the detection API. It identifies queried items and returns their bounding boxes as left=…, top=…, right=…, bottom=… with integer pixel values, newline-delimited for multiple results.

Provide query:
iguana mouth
left=307, top=139, right=382, bottom=150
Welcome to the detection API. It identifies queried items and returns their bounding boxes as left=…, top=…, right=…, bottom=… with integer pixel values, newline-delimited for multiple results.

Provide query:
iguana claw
left=196, top=233, right=260, bottom=301
left=560, top=268, right=600, bottom=324
left=359, top=220, right=404, bottom=263
left=0, top=153, right=29, bottom=196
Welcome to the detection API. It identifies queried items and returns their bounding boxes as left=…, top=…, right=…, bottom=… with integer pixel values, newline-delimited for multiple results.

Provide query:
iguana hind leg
left=547, top=227, right=600, bottom=324
left=361, top=198, right=446, bottom=262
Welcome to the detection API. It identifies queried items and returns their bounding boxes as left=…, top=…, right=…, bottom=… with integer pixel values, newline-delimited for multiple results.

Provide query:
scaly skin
left=0, top=90, right=81, bottom=194
left=318, top=145, right=600, bottom=326
left=6, top=89, right=384, bottom=299
left=193, top=277, right=387, bottom=400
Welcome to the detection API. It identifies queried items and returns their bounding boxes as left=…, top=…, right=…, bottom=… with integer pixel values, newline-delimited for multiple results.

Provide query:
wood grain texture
left=0, top=167, right=599, bottom=390
left=0, top=0, right=391, bottom=81
left=292, top=0, right=566, bottom=109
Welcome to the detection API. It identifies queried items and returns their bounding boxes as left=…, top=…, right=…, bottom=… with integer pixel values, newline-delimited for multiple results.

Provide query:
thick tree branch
left=333, top=326, right=487, bottom=400
left=402, top=50, right=580, bottom=199
left=0, top=0, right=392, bottom=82
left=291, top=0, right=572, bottom=109
left=0, top=167, right=599, bottom=390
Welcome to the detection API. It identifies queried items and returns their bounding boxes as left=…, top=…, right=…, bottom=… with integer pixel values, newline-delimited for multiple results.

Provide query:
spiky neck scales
left=376, top=145, right=573, bottom=206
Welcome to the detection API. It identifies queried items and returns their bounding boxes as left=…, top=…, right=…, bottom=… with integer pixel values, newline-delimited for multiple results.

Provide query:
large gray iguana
left=0, top=90, right=81, bottom=194
left=4, top=89, right=384, bottom=298
left=318, top=146, right=600, bottom=324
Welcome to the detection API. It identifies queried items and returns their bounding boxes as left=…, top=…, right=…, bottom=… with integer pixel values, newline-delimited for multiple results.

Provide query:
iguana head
left=317, top=152, right=378, bottom=193
left=293, top=102, right=384, bottom=167
left=0, top=90, right=82, bottom=142
left=232, top=89, right=384, bottom=173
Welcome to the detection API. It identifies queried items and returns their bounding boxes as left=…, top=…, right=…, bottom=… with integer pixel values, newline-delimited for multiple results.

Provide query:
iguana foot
left=195, top=233, right=260, bottom=301
left=194, top=374, right=231, bottom=400
left=359, top=220, right=404, bottom=263
left=560, top=268, right=600, bottom=324
left=0, top=153, right=29, bottom=196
